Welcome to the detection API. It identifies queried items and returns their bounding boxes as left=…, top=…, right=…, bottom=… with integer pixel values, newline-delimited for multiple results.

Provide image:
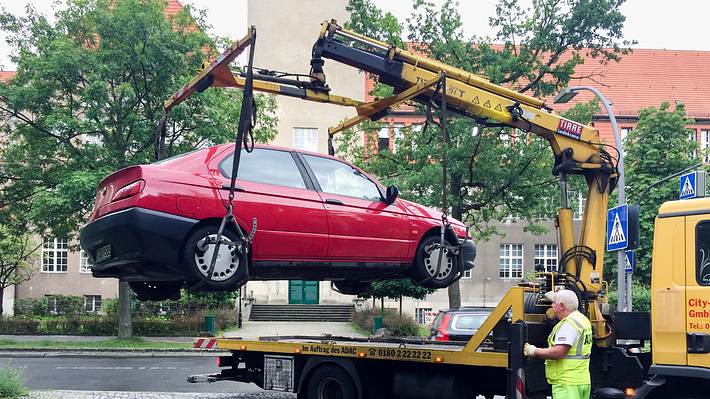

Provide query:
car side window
left=220, top=148, right=306, bottom=189
left=303, top=154, right=382, bottom=201
left=697, top=221, right=710, bottom=286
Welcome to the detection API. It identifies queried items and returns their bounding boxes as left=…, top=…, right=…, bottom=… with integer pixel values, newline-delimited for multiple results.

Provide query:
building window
left=701, top=130, right=710, bottom=163
left=84, top=295, right=102, bottom=313
left=415, top=307, right=433, bottom=324
left=42, top=238, right=68, bottom=273
left=534, top=244, right=558, bottom=273
left=46, top=295, right=59, bottom=314
left=378, top=125, right=390, bottom=152
left=80, top=250, right=93, bottom=273
left=573, top=192, right=587, bottom=220
left=499, top=244, right=523, bottom=279
left=293, top=127, right=318, bottom=152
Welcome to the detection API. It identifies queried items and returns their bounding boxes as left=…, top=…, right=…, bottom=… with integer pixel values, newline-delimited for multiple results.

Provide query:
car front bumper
left=79, top=207, right=198, bottom=281
left=459, top=238, right=476, bottom=271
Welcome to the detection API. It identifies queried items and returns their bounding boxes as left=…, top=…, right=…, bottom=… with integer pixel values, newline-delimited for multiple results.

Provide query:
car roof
left=440, top=307, right=493, bottom=313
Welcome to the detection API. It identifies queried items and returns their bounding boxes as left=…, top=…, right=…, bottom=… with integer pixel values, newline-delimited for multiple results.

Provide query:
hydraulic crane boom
left=161, top=22, right=619, bottom=340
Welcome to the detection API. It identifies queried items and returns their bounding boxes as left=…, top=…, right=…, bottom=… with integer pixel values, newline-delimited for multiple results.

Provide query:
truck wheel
left=182, top=225, right=247, bottom=291
left=412, top=235, right=458, bottom=288
left=307, top=365, right=357, bottom=399
left=129, top=281, right=182, bottom=301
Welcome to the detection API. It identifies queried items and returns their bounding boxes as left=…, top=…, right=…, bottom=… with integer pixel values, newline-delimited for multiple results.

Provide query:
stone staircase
left=248, top=304, right=354, bottom=322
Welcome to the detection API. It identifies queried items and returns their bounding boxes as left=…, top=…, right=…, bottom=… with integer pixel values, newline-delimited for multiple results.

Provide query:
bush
left=352, top=308, right=420, bottom=337
left=0, top=366, right=27, bottom=398
left=608, top=285, right=651, bottom=312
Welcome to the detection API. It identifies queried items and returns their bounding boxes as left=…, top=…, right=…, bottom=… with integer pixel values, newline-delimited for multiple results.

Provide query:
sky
left=1, top=0, right=709, bottom=70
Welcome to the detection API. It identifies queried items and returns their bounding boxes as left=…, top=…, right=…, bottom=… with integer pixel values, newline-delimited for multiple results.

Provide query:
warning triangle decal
left=625, top=254, right=632, bottom=269
left=608, top=213, right=626, bottom=245
left=681, top=176, right=695, bottom=197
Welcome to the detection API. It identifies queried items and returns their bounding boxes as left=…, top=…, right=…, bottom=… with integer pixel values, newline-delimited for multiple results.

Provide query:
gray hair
left=555, top=289, right=579, bottom=311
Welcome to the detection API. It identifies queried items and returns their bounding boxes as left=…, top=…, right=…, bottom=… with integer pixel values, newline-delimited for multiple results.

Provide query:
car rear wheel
left=332, top=280, right=372, bottom=295
left=182, top=225, right=247, bottom=291
left=129, top=281, right=182, bottom=301
left=412, top=235, right=458, bottom=288
left=306, top=365, right=357, bottom=399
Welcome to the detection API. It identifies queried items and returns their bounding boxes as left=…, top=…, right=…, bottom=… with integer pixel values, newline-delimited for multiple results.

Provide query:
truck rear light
left=111, top=180, right=145, bottom=202
left=217, top=355, right=236, bottom=368
left=434, top=329, right=450, bottom=341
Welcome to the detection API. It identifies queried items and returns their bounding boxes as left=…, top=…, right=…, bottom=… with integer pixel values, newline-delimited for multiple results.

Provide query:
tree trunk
left=380, top=296, right=384, bottom=316
left=118, top=281, right=132, bottom=339
left=0, top=286, right=4, bottom=318
left=399, top=295, right=402, bottom=319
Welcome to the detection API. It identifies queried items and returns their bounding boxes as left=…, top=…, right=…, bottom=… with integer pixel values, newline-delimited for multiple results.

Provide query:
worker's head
left=552, top=289, right=578, bottom=319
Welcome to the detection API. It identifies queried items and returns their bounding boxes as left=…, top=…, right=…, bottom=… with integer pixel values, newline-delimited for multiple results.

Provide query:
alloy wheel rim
left=424, top=247, right=453, bottom=280
left=194, top=234, right=239, bottom=281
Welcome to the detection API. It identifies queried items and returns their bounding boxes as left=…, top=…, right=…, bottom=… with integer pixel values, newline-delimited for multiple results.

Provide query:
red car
left=79, top=144, right=475, bottom=300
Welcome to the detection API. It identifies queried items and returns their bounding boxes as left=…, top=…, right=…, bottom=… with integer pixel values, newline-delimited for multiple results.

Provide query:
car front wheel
left=412, top=235, right=458, bottom=288
left=182, top=225, right=248, bottom=292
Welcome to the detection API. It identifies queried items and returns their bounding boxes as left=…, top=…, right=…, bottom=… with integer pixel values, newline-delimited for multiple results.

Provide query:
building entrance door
left=288, top=280, right=319, bottom=304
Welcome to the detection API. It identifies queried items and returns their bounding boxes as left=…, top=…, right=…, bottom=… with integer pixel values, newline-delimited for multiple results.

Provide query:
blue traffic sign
left=607, top=204, right=628, bottom=251
left=679, top=171, right=707, bottom=200
left=624, top=250, right=635, bottom=273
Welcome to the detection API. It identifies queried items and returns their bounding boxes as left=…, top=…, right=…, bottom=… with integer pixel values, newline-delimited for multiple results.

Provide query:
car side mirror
left=385, top=185, right=399, bottom=204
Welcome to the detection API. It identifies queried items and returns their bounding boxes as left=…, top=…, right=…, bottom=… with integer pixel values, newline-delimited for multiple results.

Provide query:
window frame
left=79, top=250, right=93, bottom=274
left=415, top=307, right=433, bottom=324
left=293, top=127, right=319, bottom=152
left=701, top=129, right=710, bottom=163
left=499, top=243, right=524, bottom=279
left=42, top=238, right=68, bottom=273
left=84, top=295, right=102, bottom=313
left=534, top=244, right=559, bottom=273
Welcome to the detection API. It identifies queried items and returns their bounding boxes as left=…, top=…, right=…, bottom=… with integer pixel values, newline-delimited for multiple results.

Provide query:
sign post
left=608, top=204, right=629, bottom=311
left=624, top=250, right=635, bottom=273
left=679, top=171, right=707, bottom=200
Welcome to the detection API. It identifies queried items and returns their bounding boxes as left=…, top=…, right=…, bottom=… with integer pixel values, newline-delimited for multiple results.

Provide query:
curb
left=0, top=349, right=228, bottom=358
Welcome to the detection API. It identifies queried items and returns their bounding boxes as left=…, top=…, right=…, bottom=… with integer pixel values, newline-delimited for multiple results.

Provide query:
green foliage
left=608, top=285, right=651, bottom=312
left=0, top=0, right=278, bottom=241
left=351, top=308, right=420, bottom=337
left=15, top=295, right=85, bottom=316
left=0, top=219, right=39, bottom=317
left=357, top=279, right=434, bottom=301
left=0, top=366, right=27, bottom=399
left=621, top=103, right=699, bottom=284
left=0, top=337, right=190, bottom=350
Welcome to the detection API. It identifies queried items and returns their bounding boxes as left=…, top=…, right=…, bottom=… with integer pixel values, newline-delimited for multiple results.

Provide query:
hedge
left=352, top=308, right=420, bottom=337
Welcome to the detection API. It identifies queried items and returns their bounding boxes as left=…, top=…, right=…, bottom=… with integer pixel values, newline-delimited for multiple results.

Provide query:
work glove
left=524, top=343, right=537, bottom=357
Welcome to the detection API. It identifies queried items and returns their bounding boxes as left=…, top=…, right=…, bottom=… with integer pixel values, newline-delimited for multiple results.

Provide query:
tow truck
left=157, top=20, right=709, bottom=399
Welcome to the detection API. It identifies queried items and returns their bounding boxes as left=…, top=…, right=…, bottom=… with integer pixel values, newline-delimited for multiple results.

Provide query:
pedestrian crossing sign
left=624, top=250, right=635, bottom=273
left=679, top=171, right=706, bottom=200
left=607, top=204, right=628, bottom=251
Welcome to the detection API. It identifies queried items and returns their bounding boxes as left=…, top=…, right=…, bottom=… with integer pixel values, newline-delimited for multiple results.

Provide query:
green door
left=288, top=280, right=319, bottom=304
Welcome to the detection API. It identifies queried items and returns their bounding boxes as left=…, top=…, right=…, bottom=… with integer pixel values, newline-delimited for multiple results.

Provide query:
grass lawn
left=0, top=337, right=192, bottom=350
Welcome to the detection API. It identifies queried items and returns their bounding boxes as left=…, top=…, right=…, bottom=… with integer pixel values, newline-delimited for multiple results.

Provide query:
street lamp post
left=554, top=86, right=630, bottom=312
left=482, top=277, right=491, bottom=307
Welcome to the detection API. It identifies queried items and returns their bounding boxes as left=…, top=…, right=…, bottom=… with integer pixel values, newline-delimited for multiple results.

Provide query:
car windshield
left=451, top=314, right=489, bottom=331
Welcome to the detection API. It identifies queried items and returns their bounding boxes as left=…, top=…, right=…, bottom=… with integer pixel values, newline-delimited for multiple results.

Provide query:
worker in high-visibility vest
left=524, top=289, right=593, bottom=399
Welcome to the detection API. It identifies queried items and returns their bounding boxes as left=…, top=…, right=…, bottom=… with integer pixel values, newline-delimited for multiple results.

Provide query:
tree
left=0, top=0, right=278, bottom=334
left=0, top=222, right=39, bottom=317
left=341, top=0, right=630, bottom=307
left=358, top=279, right=434, bottom=317
left=623, top=103, right=699, bottom=284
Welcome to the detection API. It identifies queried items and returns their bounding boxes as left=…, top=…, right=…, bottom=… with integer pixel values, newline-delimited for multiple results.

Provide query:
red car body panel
left=81, top=143, right=474, bottom=284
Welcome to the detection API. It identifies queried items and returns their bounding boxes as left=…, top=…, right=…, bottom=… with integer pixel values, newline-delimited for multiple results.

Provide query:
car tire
left=332, top=280, right=372, bottom=295
left=129, top=281, right=182, bottom=301
left=412, top=235, right=458, bottom=288
left=306, top=365, right=357, bottom=399
left=182, top=225, right=247, bottom=292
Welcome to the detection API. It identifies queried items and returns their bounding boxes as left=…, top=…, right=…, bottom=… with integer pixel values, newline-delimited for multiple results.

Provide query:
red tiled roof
left=164, top=0, right=184, bottom=17
left=552, top=49, right=710, bottom=119
left=0, top=71, right=16, bottom=83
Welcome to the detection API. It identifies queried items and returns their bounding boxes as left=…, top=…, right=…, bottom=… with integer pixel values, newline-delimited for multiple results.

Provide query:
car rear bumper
left=79, top=207, right=198, bottom=281
left=459, top=239, right=476, bottom=271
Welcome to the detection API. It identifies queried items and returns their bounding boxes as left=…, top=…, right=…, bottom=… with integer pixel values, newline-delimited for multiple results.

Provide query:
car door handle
left=325, top=198, right=344, bottom=205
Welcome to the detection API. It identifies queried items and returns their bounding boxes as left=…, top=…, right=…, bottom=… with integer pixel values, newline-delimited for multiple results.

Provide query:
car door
left=217, top=148, right=328, bottom=260
left=300, top=153, right=410, bottom=261
left=686, top=215, right=710, bottom=369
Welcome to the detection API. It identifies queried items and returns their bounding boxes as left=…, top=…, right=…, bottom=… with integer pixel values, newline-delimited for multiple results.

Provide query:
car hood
left=399, top=199, right=466, bottom=228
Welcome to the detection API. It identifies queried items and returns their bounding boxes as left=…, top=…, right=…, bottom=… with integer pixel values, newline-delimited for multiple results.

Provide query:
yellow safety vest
left=545, top=310, right=592, bottom=385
